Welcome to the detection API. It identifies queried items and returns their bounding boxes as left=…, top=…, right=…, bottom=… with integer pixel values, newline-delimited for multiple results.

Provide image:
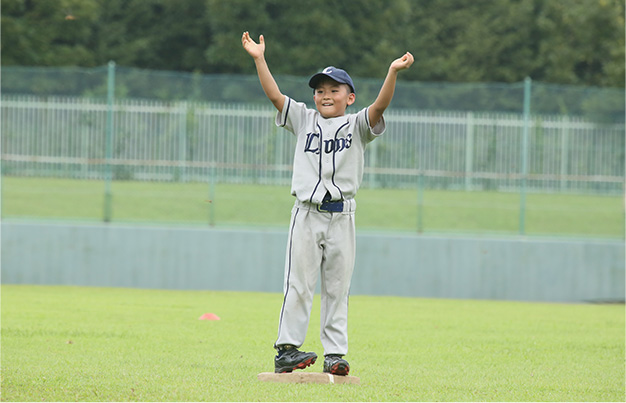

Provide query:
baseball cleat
left=274, top=345, right=317, bottom=373
left=323, top=355, right=350, bottom=376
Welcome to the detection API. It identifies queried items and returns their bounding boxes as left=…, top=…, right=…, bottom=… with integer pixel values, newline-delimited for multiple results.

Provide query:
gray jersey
left=276, top=95, right=386, bottom=204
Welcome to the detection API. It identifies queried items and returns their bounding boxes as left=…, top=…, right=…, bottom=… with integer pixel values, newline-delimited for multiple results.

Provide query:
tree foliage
left=1, top=0, right=624, bottom=87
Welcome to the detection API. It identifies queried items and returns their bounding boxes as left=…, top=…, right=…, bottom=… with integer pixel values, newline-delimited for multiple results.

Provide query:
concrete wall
left=2, top=221, right=624, bottom=303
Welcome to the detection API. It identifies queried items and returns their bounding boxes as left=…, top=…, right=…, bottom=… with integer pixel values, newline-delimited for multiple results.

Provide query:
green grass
left=1, top=285, right=624, bottom=401
left=1, top=176, right=623, bottom=237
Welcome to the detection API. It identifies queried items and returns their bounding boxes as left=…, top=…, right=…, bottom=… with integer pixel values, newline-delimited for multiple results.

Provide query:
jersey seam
left=331, top=121, right=349, bottom=200
left=308, top=123, right=324, bottom=203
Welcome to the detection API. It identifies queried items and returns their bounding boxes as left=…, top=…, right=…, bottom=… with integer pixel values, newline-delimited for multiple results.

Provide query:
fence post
left=417, top=171, right=424, bottom=233
left=465, top=112, right=474, bottom=191
left=208, top=165, right=216, bottom=226
left=273, top=124, right=282, bottom=184
left=369, top=140, right=378, bottom=188
left=519, top=77, right=532, bottom=235
left=103, top=61, right=115, bottom=222
left=560, top=115, right=569, bottom=191
left=178, top=102, right=188, bottom=182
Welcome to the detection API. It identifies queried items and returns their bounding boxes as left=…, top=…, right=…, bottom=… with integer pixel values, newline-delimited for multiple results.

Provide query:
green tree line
left=1, top=0, right=624, bottom=87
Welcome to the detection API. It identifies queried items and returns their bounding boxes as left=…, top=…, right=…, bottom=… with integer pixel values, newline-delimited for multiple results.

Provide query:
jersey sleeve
left=361, top=106, right=386, bottom=142
left=275, top=96, right=311, bottom=135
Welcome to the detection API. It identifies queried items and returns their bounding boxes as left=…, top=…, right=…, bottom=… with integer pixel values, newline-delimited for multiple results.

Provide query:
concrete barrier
left=2, top=221, right=623, bottom=303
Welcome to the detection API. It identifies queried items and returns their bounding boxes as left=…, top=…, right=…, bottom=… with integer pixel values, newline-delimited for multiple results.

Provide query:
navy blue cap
left=308, top=66, right=355, bottom=94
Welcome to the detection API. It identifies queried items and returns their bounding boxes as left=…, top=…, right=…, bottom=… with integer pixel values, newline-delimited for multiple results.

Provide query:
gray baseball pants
left=275, top=199, right=357, bottom=356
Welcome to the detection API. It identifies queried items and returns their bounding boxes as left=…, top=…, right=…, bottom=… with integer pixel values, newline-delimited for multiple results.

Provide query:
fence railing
left=1, top=94, right=624, bottom=195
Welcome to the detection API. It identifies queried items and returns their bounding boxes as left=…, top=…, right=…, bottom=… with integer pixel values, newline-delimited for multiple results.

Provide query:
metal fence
left=1, top=94, right=624, bottom=195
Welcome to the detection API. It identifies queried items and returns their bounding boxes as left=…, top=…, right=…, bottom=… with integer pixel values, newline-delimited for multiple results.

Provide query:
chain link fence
left=1, top=65, right=624, bottom=235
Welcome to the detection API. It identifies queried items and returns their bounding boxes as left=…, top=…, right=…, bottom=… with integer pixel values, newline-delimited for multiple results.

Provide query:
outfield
left=1, top=285, right=624, bottom=402
left=2, top=176, right=623, bottom=237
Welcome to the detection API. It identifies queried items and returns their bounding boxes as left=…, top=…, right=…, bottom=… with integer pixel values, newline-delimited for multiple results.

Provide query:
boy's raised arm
left=368, top=52, right=414, bottom=128
left=242, top=32, right=285, bottom=112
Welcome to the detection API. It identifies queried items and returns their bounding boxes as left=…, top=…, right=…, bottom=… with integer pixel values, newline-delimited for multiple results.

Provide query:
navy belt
left=317, top=193, right=343, bottom=213
left=318, top=200, right=344, bottom=213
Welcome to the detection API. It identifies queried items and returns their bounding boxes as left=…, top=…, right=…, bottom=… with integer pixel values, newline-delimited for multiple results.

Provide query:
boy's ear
left=347, top=93, right=356, bottom=106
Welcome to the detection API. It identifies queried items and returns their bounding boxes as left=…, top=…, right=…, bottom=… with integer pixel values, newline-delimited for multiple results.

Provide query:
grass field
left=1, top=285, right=624, bottom=402
left=2, top=176, right=624, bottom=237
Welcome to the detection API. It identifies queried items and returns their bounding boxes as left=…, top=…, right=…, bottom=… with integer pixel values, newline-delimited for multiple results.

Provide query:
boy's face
left=313, top=79, right=356, bottom=118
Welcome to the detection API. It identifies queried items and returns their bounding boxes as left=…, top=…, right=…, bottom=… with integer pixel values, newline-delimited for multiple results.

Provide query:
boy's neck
left=319, top=110, right=347, bottom=119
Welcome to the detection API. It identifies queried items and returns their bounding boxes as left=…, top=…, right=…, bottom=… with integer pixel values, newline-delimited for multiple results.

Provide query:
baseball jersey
left=276, top=95, right=386, bottom=204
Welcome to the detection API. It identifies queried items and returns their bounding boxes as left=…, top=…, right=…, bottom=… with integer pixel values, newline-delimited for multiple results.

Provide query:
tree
left=532, top=0, right=625, bottom=87
left=1, top=0, right=100, bottom=66
left=1, top=0, right=624, bottom=87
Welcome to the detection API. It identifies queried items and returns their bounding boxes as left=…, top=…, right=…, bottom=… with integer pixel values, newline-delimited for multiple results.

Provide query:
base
left=257, top=372, right=360, bottom=384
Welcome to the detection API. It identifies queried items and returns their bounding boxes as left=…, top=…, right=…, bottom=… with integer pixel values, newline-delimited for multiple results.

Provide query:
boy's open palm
left=242, top=32, right=265, bottom=59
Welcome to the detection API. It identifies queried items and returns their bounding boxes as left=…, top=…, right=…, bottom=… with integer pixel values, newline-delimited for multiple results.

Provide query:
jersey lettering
left=304, top=132, right=320, bottom=154
left=305, top=132, right=352, bottom=155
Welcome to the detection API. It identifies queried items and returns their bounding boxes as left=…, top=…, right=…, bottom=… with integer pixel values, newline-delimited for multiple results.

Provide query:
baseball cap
left=309, top=66, right=356, bottom=94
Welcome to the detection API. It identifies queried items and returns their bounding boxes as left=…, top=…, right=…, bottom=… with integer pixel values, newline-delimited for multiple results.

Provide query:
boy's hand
left=390, top=52, right=414, bottom=72
left=242, top=31, right=285, bottom=112
left=242, top=31, right=265, bottom=60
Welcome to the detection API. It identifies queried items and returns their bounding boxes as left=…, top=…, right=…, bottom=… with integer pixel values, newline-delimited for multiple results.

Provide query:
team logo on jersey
left=304, top=132, right=352, bottom=155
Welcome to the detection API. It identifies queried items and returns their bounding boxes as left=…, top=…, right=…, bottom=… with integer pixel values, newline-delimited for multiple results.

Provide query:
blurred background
left=1, top=0, right=624, bottom=301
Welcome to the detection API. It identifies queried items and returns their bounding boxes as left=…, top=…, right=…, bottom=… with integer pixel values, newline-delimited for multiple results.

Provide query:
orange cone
left=199, top=313, right=220, bottom=321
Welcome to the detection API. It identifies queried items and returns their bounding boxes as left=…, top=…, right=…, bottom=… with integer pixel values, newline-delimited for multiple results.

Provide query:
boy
left=242, top=31, right=413, bottom=375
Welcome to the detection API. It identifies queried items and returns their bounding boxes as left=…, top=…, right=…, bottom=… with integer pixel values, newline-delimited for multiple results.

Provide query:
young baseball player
left=242, top=31, right=413, bottom=375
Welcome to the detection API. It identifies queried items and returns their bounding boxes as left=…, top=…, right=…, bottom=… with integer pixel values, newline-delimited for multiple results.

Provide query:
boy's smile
left=313, top=82, right=356, bottom=119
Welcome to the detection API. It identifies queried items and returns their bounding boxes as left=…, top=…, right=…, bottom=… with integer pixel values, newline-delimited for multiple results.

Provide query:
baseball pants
left=275, top=199, right=356, bottom=356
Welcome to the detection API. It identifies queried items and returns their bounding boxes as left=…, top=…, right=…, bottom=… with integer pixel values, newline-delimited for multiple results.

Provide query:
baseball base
left=257, top=372, right=360, bottom=384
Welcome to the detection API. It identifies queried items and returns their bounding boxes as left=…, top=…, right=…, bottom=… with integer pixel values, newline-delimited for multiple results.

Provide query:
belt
left=318, top=198, right=344, bottom=213
left=294, top=195, right=356, bottom=213
left=319, top=192, right=343, bottom=212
